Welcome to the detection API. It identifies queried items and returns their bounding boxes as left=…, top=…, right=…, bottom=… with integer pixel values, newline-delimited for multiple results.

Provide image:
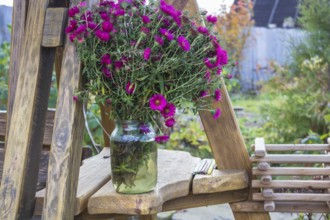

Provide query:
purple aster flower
left=114, top=9, right=125, bottom=16
left=142, top=15, right=151, bottom=24
left=79, top=1, right=87, bottom=7
left=102, top=21, right=113, bottom=32
left=160, top=28, right=174, bottom=41
left=87, top=21, right=97, bottom=30
left=65, top=25, right=75, bottom=34
left=149, top=94, right=167, bottom=111
left=70, top=19, right=77, bottom=27
left=216, top=67, right=222, bottom=75
left=95, top=30, right=110, bottom=42
left=216, top=48, right=228, bottom=66
left=204, top=58, right=216, bottom=69
left=68, top=6, right=79, bottom=17
left=143, top=48, right=151, bottom=61
left=125, top=82, right=136, bottom=95
left=75, top=24, right=87, bottom=35
left=206, top=15, right=218, bottom=24
left=204, top=71, right=211, bottom=83
left=197, top=26, right=209, bottom=36
left=154, top=35, right=164, bottom=46
left=155, top=135, right=170, bottom=143
left=81, top=11, right=93, bottom=22
left=214, top=89, right=221, bottom=101
left=101, top=54, right=112, bottom=65
left=177, top=36, right=190, bottom=52
left=161, top=103, right=176, bottom=118
left=99, top=11, right=109, bottom=20
left=165, top=118, right=176, bottom=127
left=69, top=33, right=76, bottom=42
left=213, top=108, right=221, bottom=120
left=73, top=95, right=78, bottom=101
left=162, top=18, right=171, bottom=27
left=159, top=0, right=176, bottom=16
left=114, top=61, right=123, bottom=69
left=200, top=90, right=208, bottom=98
left=102, top=67, right=112, bottom=78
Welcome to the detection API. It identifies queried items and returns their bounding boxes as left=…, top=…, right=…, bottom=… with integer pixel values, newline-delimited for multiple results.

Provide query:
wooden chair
left=0, top=0, right=273, bottom=219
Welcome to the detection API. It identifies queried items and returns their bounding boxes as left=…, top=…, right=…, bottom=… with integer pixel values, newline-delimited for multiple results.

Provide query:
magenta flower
left=216, top=48, right=228, bottom=66
left=140, top=27, right=150, bottom=34
left=75, top=24, right=86, bottom=35
left=114, top=61, right=123, bottom=69
left=102, top=67, right=112, bottom=78
left=68, top=6, right=79, bottom=17
left=65, top=25, right=75, bottom=34
left=149, top=94, right=167, bottom=111
left=99, top=11, right=109, bottom=20
left=216, top=67, right=222, bottom=75
left=139, top=124, right=150, bottom=133
left=125, top=82, right=136, bottom=95
left=101, top=54, right=112, bottom=65
left=142, top=15, right=151, bottom=24
left=106, top=99, right=111, bottom=105
left=154, top=35, right=164, bottom=45
left=161, top=103, right=176, bottom=118
left=155, top=135, right=170, bottom=143
left=214, top=89, right=221, bottom=101
left=69, top=33, right=76, bottom=42
left=206, top=15, right=218, bottom=23
left=204, top=58, right=216, bottom=69
left=102, top=21, right=113, bottom=32
left=200, top=90, right=208, bottom=98
left=95, top=30, right=110, bottom=42
left=159, top=0, right=182, bottom=26
left=143, top=48, right=151, bottom=61
left=160, top=28, right=174, bottom=41
left=165, top=118, right=176, bottom=127
left=177, top=36, right=190, bottom=52
left=79, top=1, right=87, bottom=7
left=87, top=21, right=97, bottom=30
left=114, top=9, right=125, bottom=16
left=213, top=108, right=221, bottom=120
left=73, top=95, right=78, bottom=101
left=197, top=26, right=209, bottom=36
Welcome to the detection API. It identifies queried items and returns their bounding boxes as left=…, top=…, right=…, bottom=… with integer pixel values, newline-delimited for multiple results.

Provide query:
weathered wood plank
left=252, top=144, right=330, bottom=151
left=262, top=189, right=274, bottom=198
left=0, top=110, right=55, bottom=146
left=0, top=0, right=56, bottom=218
left=88, top=150, right=200, bottom=215
left=232, top=201, right=330, bottom=213
left=254, top=138, right=266, bottom=157
left=251, top=155, right=330, bottom=163
left=252, top=180, right=330, bottom=189
left=41, top=1, right=87, bottom=216
left=257, top=162, right=270, bottom=171
left=260, top=176, right=272, bottom=185
left=253, top=193, right=330, bottom=202
left=34, top=148, right=111, bottom=216
left=192, top=169, right=248, bottom=194
left=42, top=8, right=68, bottom=47
left=326, top=138, right=330, bottom=209
left=253, top=167, right=330, bottom=176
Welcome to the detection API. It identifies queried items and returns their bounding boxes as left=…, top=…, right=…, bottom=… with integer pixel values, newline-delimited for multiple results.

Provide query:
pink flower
left=161, top=103, right=176, bottom=118
left=101, top=54, right=112, bottom=65
left=102, top=67, right=112, bottom=78
left=125, top=82, right=136, bottom=95
left=73, top=95, right=78, bottom=101
left=79, top=1, right=87, bottom=7
left=69, top=33, right=76, bottom=42
left=140, top=27, right=150, bottom=34
left=216, top=47, right=228, bottom=66
left=143, top=48, right=151, bottom=61
left=155, top=135, right=169, bottom=143
left=68, top=6, right=79, bottom=17
left=159, top=0, right=182, bottom=26
left=165, top=118, right=176, bottom=127
left=197, top=26, right=209, bottom=35
left=214, top=89, right=221, bottom=101
left=206, top=15, right=217, bottom=23
left=177, top=36, right=190, bottom=52
left=114, top=9, right=125, bottom=16
left=200, top=90, right=208, bottom=97
left=204, top=58, right=216, bottom=69
left=154, top=35, right=164, bottom=45
left=213, top=108, right=221, bottom=119
left=149, top=94, right=167, bottom=111
left=65, top=25, right=75, bottom=34
left=114, top=61, right=123, bottom=69
left=216, top=67, right=222, bottom=75
left=87, top=21, right=97, bottom=30
left=142, top=15, right=151, bottom=24
left=95, top=30, right=110, bottom=42
left=99, top=11, right=109, bottom=20
left=226, top=74, right=233, bottom=79
left=75, top=24, right=86, bottom=35
left=102, top=21, right=113, bottom=32
left=160, top=28, right=174, bottom=41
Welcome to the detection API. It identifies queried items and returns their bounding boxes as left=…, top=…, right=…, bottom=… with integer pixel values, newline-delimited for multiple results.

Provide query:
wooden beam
left=254, top=138, right=266, bottom=157
left=253, top=167, right=330, bottom=176
left=251, top=155, right=330, bottom=163
left=253, top=144, right=330, bottom=151
left=253, top=193, right=330, bottom=202
left=252, top=180, right=330, bottom=189
left=0, top=0, right=56, bottom=218
left=257, top=162, right=270, bottom=171
left=260, top=176, right=272, bottom=185
left=42, top=8, right=68, bottom=47
left=262, top=189, right=274, bottom=198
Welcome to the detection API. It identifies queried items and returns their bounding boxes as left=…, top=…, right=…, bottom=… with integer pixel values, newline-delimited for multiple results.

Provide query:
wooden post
left=0, top=0, right=56, bottom=219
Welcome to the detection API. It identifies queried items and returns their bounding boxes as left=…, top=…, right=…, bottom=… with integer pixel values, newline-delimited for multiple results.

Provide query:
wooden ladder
left=0, top=0, right=270, bottom=220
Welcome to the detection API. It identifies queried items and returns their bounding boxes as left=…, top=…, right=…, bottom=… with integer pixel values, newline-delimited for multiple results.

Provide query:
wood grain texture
left=257, top=162, right=270, bottom=171
left=252, top=144, right=330, bottom=151
left=232, top=201, right=330, bottom=213
left=253, top=193, right=330, bottom=202
left=253, top=167, right=330, bottom=176
left=192, top=169, right=248, bottom=194
left=260, top=176, right=272, bottom=185
left=42, top=8, right=68, bottom=47
left=262, top=189, right=274, bottom=198
left=55, top=47, right=64, bottom=86
left=88, top=150, right=200, bottom=215
left=5, top=0, right=28, bottom=141
left=251, top=155, right=330, bottom=163
left=0, top=0, right=56, bottom=218
left=34, top=148, right=111, bottom=216
left=252, top=180, right=330, bottom=189
left=99, top=105, right=115, bottom=147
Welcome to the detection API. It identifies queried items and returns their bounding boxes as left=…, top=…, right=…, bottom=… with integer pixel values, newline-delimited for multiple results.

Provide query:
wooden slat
left=253, top=193, right=330, bottom=202
left=255, top=138, right=266, bottom=157
left=260, top=176, right=272, bottom=185
left=253, top=167, right=330, bottom=176
left=262, top=189, right=274, bottom=198
left=88, top=150, right=200, bottom=215
left=326, top=138, right=330, bottom=209
left=42, top=8, right=68, bottom=47
left=0, top=0, right=56, bottom=218
left=192, top=169, right=248, bottom=194
left=251, top=155, right=330, bottom=163
left=34, top=148, right=111, bottom=216
left=263, top=144, right=330, bottom=151
left=257, top=162, right=270, bottom=171
left=232, top=201, right=330, bottom=213
left=252, top=180, right=330, bottom=189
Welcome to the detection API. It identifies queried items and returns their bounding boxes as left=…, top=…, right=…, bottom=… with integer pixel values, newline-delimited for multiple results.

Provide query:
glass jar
left=110, top=120, right=157, bottom=194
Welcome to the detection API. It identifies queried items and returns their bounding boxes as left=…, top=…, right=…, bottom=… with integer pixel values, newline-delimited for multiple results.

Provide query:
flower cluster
left=67, top=0, right=230, bottom=143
